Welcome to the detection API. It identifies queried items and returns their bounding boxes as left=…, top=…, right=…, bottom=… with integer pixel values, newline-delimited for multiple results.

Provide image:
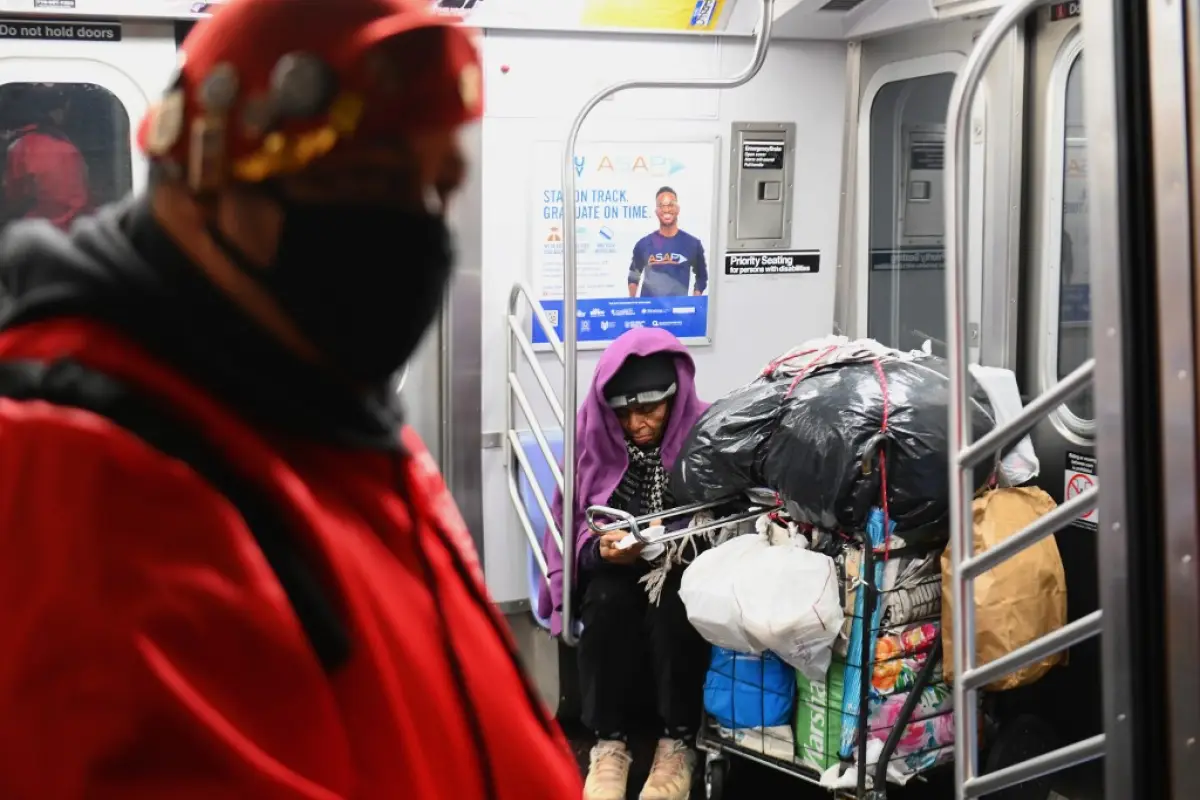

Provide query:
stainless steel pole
left=557, top=0, right=776, bottom=645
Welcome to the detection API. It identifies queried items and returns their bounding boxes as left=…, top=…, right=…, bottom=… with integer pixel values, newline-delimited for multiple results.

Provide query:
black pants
left=577, top=561, right=711, bottom=740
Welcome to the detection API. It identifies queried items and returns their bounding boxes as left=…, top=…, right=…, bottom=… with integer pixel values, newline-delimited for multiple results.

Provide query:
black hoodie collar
left=0, top=197, right=401, bottom=449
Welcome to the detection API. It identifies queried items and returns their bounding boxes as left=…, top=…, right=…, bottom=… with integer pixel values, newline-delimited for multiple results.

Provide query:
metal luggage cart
left=693, top=526, right=951, bottom=800
left=586, top=487, right=953, bottom=800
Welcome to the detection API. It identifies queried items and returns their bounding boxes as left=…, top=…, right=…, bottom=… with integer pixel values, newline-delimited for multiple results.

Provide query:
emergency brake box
left=727, top=121, right=796, bottom=250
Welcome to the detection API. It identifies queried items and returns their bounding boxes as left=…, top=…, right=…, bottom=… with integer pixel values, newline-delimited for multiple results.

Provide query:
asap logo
left=647, top=253, right=689, bottom=267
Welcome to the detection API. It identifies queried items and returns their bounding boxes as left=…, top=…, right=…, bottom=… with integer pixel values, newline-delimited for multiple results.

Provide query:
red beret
left=138, top=0, right=482, bottom=189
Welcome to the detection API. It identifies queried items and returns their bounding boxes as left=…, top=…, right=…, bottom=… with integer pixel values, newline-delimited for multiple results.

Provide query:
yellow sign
left=580, top=0, right=727, bottom=31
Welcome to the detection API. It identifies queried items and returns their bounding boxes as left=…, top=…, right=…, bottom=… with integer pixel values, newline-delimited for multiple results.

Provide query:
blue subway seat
left=515, top=428, right=564, bottom=630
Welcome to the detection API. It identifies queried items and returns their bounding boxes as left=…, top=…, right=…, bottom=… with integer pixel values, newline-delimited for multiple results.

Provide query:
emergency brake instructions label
left=870, top=247, right=946, bottom=271
left=725, top=251, right=820, bottom=276
left=909, top=142, right=944, bottom=171
left=0, top=20, right=120, bottom=41
left=741, top=140, right=785, bottom=170
left=1064, top=451, right=1098, bottom=530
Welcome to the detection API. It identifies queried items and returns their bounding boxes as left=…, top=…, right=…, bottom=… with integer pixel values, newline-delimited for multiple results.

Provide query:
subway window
left=0, top=82, right=132, bottom=232
left=1053, top=53, right=1092, bottom=423
left=866, top=72, right=955, bottom=354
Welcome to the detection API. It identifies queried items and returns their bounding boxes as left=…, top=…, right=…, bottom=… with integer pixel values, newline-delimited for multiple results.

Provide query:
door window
left=0, top=82, right=131, bottom=231
left=1050, top=52, right=1092, bottom=423
left=866, top=72, right=955, bottom=353
left=1038, top=30, right=1091, bottom=435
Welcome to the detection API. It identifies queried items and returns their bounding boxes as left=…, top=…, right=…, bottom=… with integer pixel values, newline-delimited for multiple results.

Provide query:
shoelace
left=591, top=743, right=631, bottom=781
left=646, top=741, right=688, bottom=785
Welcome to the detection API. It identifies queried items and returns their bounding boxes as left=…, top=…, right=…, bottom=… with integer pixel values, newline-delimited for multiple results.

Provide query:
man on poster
left=627, top=186, right=708, bottom=298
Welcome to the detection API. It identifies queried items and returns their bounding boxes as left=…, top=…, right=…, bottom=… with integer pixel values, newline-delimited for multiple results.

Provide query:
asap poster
left=530, top=139, right=719, bottom=346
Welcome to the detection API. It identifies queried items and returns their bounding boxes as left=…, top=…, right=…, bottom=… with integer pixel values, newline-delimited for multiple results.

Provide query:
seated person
left=538, top=327, right=712, bottom=800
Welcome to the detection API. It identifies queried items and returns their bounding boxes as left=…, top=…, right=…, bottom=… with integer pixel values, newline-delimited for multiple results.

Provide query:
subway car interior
left=0, top=0, right=1196, bottom=797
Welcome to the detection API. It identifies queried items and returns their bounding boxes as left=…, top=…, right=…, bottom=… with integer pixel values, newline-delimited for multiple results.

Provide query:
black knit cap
left=604, top=352, right=678, bottom=409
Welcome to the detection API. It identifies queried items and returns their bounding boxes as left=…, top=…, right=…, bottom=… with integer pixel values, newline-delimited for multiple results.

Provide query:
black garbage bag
left=671, top=355, right=996, bottom=533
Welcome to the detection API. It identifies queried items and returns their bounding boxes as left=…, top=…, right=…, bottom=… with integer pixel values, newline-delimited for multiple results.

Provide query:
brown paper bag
left=941, top=486, right=1068, bottom=691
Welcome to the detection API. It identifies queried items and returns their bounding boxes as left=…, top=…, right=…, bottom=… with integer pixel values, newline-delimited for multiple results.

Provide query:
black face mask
left=211, top=194, right=454, bottom=386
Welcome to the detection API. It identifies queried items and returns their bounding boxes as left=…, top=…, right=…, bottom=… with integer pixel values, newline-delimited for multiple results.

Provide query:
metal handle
left=586, top=497, right=747, bottom=536
left=557, top=0, right=776, bottom=646
left=587, top=496, right=782, bottom=539
left=587, top=505, right=643, bottom=539
left=586, top=500, right=781, bottom=547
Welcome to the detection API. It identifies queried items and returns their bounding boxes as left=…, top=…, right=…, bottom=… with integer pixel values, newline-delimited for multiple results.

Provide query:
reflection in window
left=1056, top=55, right=1092, bottom=420
left=866, top=73, right=955, bottom=355
left=0, top=82, right=131, bottom=232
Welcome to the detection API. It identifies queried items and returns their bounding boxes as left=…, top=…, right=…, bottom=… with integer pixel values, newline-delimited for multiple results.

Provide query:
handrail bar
left=959, top=485, right=1097, bottom=580
left=509, top=282, right=565, bottom=364
left=503, top=284, right=569, bottom=607
left=958, top=358, right=1094, bottom=470
left=506, top=315, right=566, bottom=427
left=963, top=735, right=1106, bottom=798
left=508, top=477, right=550, bottom=579
left=557, top=0, right=776, bottom=646
left=507, top=374, right=566, bottom=491
left=960, top=610, right=1102, bottom=693
left=507, top=430, right=564, bottom=556
left=944, top=0, right=1076, bottom=795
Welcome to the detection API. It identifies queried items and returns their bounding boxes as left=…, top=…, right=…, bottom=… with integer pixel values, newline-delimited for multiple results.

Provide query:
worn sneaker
left=638, top=738, right=695, bottom=800
left=583, top=739, right=632, bottom=800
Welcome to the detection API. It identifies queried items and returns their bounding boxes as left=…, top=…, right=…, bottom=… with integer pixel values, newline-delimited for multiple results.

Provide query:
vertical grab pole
left=557, top=0, right=776, bottom=646
left=944, top=0, right=1048, bottom=794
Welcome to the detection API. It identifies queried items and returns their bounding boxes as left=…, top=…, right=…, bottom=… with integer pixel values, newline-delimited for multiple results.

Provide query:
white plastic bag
left=678, top=534, right=764, bottom=654
left=733, top=536, right=843, bottom=681
left=969, top=364, right=1040, bottom=486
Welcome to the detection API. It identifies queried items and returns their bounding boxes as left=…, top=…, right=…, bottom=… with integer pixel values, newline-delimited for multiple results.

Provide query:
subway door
left=1020, top=9, right=1102, bottom=755
left=845, top=18, right=1020, bottom=366
left=0, top=20, right=177, bottom=232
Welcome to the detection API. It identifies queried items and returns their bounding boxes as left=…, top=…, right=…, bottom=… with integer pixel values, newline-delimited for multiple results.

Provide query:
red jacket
left=0, top=317, right=581, bottom=799
left=3, top=126, right=90, bottom=230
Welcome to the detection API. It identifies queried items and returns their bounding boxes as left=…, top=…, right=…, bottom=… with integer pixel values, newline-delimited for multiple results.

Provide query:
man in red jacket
left=0, top=1, right=581, bottom=798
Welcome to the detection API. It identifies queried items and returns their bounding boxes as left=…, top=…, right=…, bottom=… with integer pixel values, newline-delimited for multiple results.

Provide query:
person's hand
left=598, top=531, right=643, bottom=564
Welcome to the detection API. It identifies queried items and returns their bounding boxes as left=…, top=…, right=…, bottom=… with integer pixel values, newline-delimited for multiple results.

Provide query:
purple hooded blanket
left=537, top=327, right=708, bottom=636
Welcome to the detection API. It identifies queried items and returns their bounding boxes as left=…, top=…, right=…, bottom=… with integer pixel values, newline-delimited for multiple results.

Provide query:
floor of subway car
left=564, top=724, right=1103, bottom=799
left=563, top=723, right=955, bottom=799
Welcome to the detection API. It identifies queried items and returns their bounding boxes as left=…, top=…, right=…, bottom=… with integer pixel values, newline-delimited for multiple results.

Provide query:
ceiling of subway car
left=449, top=0, right=950, bottom=41
left=173, top=0, right=960, bottom=40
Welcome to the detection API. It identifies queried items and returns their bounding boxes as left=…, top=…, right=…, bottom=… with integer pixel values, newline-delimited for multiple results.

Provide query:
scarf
left=610, top=439, right=673, bottom=517
left=611, top=439, right=722, bottom=605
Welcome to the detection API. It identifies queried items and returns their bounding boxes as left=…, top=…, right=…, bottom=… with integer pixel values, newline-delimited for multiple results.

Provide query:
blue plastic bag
left=703, top=647, right=794, bottom=730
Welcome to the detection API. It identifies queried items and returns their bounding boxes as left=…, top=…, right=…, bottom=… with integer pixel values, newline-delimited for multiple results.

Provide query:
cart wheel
left=704, top=755, right=728, bottom=800
left=982, top=713, right=1060, bottom=800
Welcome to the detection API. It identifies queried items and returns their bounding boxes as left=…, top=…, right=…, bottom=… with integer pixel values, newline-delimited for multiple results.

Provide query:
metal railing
left=503, top=282, right=570, bottom=628
left=500, top=0, right=778, bottom=647
left=945, top=0, right=1105, bottom=795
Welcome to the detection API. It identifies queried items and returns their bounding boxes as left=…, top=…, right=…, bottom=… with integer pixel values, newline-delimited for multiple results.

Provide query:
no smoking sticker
left=1064, top=451, right=1098, bottom=529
